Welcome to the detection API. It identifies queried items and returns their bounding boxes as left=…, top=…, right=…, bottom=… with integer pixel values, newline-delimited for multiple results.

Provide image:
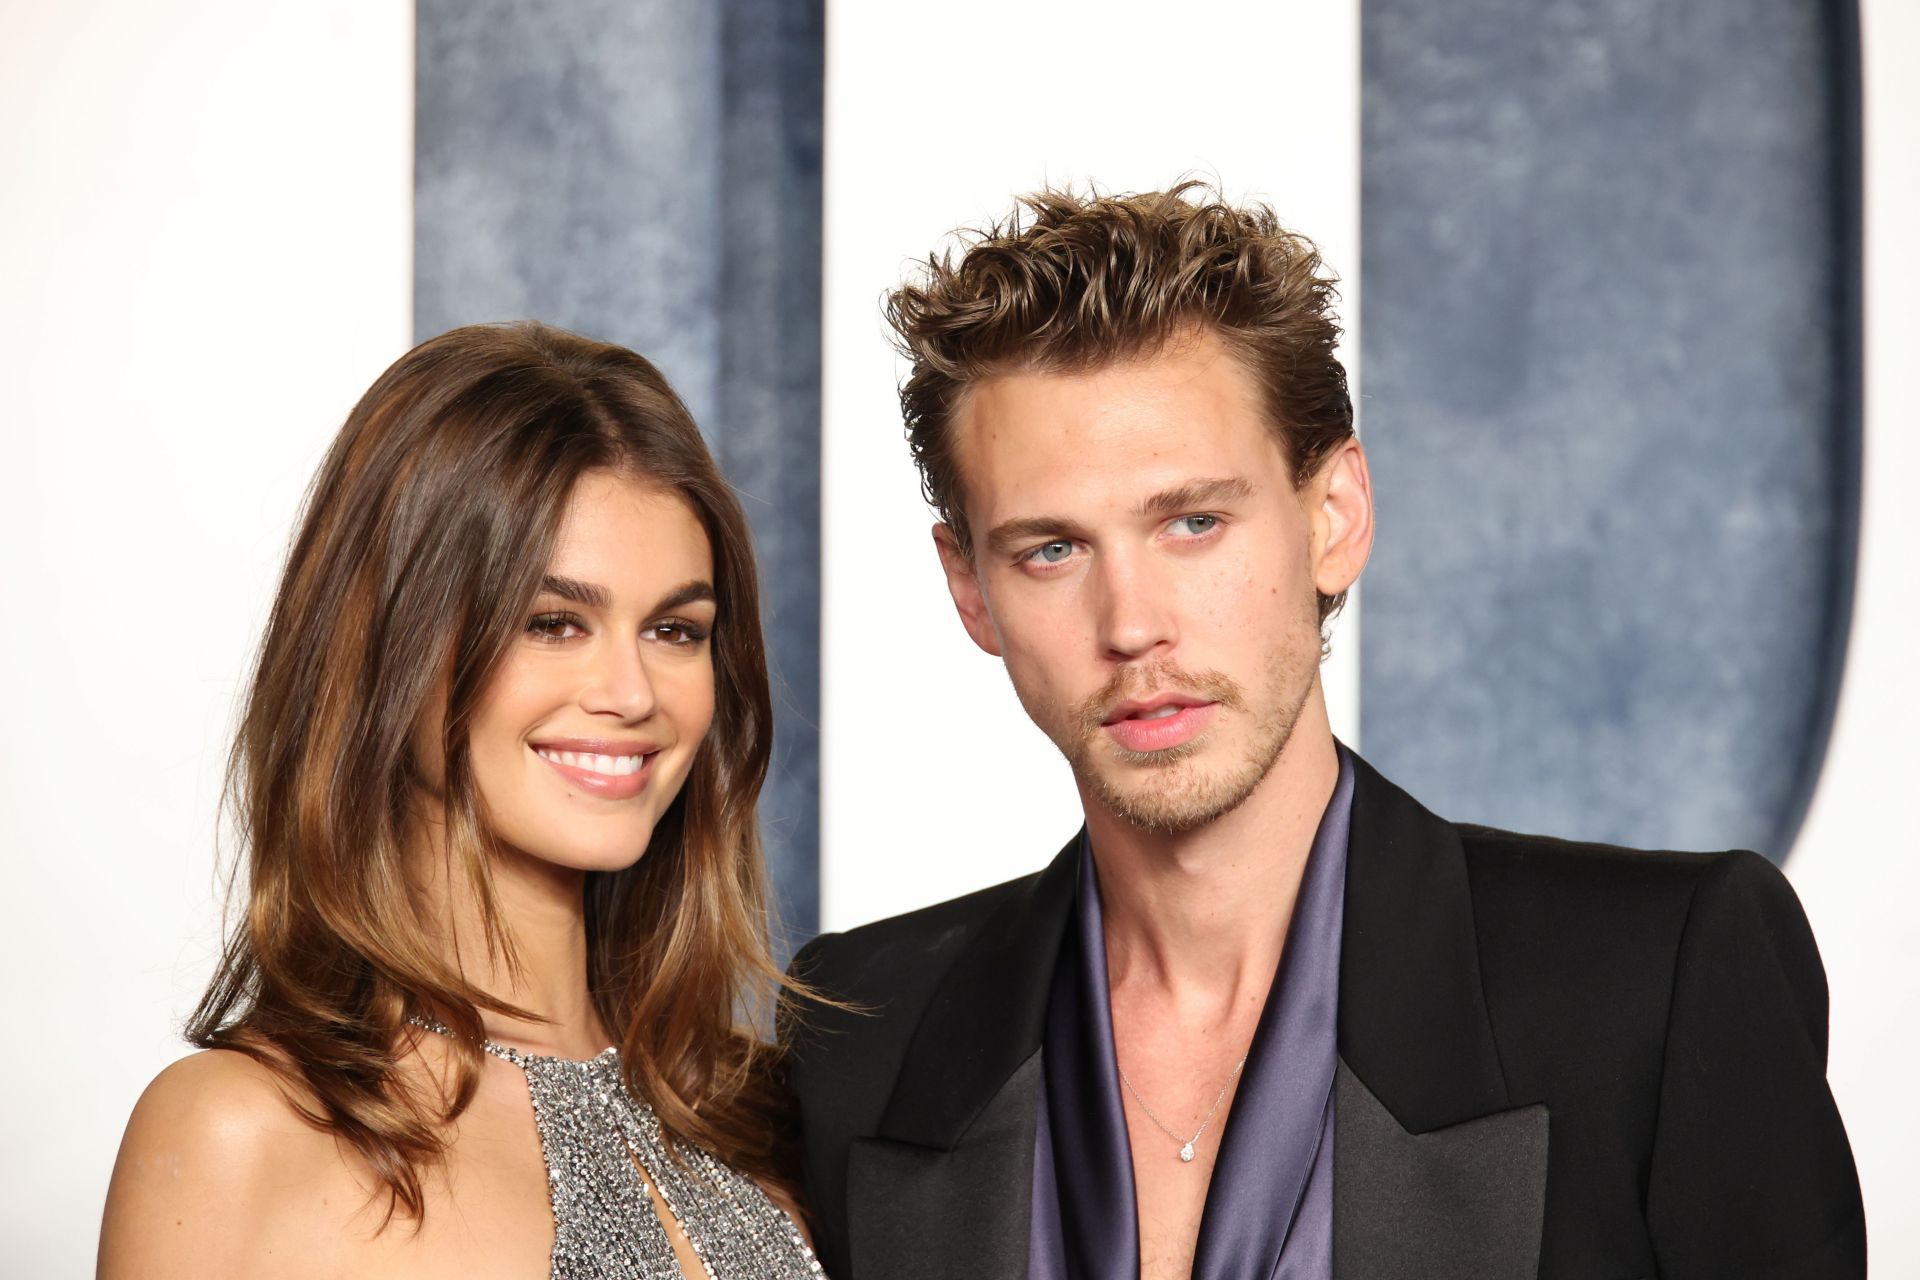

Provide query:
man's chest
left=1130, top=1137, right=1217, bottom=1280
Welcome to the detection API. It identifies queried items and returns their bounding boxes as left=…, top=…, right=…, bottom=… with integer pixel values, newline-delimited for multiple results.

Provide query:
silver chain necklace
left=1116, top=1054, right=1249, bottom=1163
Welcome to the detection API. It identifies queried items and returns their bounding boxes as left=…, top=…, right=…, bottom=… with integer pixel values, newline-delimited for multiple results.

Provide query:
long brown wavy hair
left=188, top=321, right=795, bottom=1220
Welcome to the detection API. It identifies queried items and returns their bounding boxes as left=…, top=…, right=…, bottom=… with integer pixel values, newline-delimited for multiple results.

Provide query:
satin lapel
left=845, top=837, right=1078, bottom=1278
left=1332, top=1061, right=1548, bottom=1280
left=875, top=836, right=1080, bottom=1149
left=1338, top=755, right=1511, bottom=1132
left=848, top=1054, right=1045, bottom=1280
left=1334, top=755, right=1546, bottom=1278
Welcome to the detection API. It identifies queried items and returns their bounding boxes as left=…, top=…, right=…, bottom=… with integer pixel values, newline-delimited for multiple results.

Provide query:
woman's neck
left=411, top=817, right=613, bottom=1059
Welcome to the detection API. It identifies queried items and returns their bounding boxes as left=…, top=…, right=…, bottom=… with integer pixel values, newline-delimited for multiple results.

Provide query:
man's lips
left=1100, top=693, right=1213, bottom=727
left=1100, top=695, right=1217, bottom=754
left=529, top=738, right=661, bottom=799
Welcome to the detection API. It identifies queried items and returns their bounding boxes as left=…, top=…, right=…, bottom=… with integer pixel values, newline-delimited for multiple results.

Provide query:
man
left=786, top=185, right=1863, bottom=1279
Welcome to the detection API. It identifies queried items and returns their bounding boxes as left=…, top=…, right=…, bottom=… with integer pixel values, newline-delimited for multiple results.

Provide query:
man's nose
left=1094, top=546, right=1179, bottom=662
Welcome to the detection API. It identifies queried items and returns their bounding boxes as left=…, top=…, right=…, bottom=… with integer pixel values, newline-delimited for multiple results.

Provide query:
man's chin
left=1080, top=764, right=1255, bottom=836
left=1103, top=793, right=1236, bottom=836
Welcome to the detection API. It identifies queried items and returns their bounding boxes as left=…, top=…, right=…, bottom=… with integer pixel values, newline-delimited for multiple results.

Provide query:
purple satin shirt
left=1029, top=747, right=1355, bottom=1280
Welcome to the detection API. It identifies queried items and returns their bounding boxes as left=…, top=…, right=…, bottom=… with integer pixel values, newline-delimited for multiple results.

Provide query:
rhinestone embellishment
left=412, top=1017, right=823, bottom=1279
left=1179, top=1142, right=1196, bottom=1163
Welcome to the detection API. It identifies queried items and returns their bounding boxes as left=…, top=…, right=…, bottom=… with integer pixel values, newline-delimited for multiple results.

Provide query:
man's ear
left=933, top=523, right=1004, bottom=657
left=1309, top=438, right=1375, bottom=600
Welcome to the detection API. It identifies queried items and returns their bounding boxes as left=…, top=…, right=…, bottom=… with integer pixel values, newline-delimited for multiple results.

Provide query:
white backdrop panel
left=820, top=0, right=1364, bottom=932
left=1786, top=0, right=1920, bottom=1268
left=0, top=2, right=413, bottom=1271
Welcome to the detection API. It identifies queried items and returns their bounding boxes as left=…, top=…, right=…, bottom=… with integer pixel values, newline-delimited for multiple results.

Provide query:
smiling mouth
left=528, top=743, right=661, bottom=799
left=533, top=747, right=650, bottom=777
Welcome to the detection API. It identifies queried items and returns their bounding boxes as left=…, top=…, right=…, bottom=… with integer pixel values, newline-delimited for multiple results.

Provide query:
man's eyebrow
left=983, top=515, right=1092, bottom=558
left=539, top=574, right=613, bottom=609
left=1136, top=476, right=1256, bottom=518
left=980, top=478, right=1256, bottom=557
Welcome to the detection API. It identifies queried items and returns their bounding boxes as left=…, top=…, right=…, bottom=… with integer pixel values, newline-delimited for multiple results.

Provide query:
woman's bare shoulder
left=99, top=1049, right=361, bottom=1278
left=128, top=1047, right=314, bottom=1136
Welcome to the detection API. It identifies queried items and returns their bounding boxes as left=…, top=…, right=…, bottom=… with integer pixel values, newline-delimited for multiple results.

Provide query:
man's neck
left=1084, top=687, right=1340, bottom=1016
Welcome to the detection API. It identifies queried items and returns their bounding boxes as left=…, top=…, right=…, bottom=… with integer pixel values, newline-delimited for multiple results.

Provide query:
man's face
left=938, top=331, right=1366, bottom=834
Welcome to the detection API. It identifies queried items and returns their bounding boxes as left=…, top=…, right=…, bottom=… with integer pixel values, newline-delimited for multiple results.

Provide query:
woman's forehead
left=548, top=472, right=713, bottom=599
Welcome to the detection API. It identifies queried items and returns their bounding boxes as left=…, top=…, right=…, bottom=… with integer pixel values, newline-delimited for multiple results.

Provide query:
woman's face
left=463, top=469, right=719, bottom=873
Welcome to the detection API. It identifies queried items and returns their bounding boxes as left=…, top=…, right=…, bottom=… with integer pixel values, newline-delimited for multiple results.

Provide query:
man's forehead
left=955, top=357, right=1278, bottom=518
left=958, top=331, right=1263, bottom=444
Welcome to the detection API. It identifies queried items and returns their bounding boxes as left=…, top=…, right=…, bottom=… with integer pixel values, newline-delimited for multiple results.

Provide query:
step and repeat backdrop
left=3, top=0, right=1913, bottom=1272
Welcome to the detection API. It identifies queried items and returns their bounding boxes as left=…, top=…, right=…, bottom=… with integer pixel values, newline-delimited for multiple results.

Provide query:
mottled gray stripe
left=416, top=0, right=823, bottom=933
left=1358, top=0, right=1860, bottom=862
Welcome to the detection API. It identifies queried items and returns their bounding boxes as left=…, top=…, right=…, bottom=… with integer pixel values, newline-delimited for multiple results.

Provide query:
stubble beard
left=1020, top=624, right=1321, bottom=837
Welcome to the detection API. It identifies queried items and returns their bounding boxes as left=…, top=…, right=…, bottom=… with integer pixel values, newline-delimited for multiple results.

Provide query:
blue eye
left=1027, top=540, right=1075, bottom=565
left=1171, top=515, right=1219, bottom=536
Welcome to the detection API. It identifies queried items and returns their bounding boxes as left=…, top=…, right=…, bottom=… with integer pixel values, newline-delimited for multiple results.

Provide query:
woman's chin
left=495, top=829, right=656, bottom=878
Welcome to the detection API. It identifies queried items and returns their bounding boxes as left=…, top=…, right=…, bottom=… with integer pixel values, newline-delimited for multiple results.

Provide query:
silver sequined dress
left=414, top=1019, right=823, bottom=1280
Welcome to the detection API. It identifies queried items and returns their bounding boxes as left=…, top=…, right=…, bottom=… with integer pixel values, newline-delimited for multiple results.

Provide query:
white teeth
left=537, top=748, right=647, bottom=777
left=1138, top=705, right=1181, bottom=720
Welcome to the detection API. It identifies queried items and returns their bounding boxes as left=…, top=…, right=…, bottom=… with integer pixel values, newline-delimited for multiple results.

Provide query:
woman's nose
left=580, top=640, right=658, bottom=721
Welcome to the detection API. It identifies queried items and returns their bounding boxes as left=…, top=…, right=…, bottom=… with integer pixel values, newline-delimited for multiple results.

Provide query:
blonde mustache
left=1072, top=661, right=1247, bottom=740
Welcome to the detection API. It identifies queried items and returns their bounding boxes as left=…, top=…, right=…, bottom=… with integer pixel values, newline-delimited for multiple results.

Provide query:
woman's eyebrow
left=540, top=574, right=613, bottom=608
left=538, top=576, right=715, bottom=612
left=654, top=579, right=717, bottom=612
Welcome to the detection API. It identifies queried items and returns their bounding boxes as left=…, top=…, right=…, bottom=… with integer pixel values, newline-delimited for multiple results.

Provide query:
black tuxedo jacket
left=786, top=755, right=1864, bottom=1279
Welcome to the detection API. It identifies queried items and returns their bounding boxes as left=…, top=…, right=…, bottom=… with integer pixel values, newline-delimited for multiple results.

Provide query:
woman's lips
left=531, top=745, right=657, bottom=799
left=1102, top=702, right=1217, bottom=754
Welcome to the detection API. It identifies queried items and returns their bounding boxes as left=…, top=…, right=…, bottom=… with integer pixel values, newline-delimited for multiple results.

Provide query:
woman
left=98, top=323, right=823, bottom=1279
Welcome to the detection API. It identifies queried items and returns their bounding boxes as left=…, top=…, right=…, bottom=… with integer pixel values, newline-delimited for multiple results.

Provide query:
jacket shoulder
left=1456, top=823, right=1789, bottom=996
left=1457, top=820, right=1763, bottom=887
left=790, top=870, right=1041, bottom=1023
left=1454, top=824, right=1822, bottom=1139
left=781, top=869, right=1053, bottom=1274
left=1455, top=822, right=1808, bottom=943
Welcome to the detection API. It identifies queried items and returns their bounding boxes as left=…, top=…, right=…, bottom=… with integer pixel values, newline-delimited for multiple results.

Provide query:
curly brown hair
left=885, top=181, right=1355, bottom=622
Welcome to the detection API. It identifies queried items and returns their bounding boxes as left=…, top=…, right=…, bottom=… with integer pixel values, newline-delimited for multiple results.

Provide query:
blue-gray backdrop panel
left=415, top=0, right=824, bottom=936
left=1359, top=0, right=1860, bottom=861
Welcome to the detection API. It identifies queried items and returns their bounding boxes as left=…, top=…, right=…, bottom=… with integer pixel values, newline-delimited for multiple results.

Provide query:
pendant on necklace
left=1179, top=1142, right=1196, bottom=1163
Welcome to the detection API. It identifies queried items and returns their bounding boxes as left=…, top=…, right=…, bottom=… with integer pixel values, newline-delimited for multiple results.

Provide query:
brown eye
left=651, top=620, right=711, bottom=646
left=527, top=612, right=586, bottom=641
